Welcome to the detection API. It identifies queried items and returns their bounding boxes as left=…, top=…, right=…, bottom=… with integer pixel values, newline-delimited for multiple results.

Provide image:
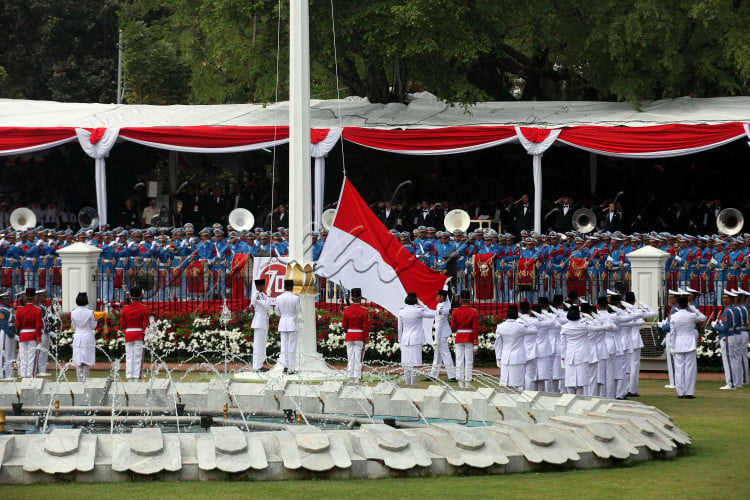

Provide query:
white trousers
left=629, top=348, right=642, bottom=394
left=37, top=333, right=51, bottom=374
left=346, top=341, right=364, bottom=380
left=401, top=344, right=422, bottom=386
left=524, top=358, right=537, bottom=390
left=729, top=335, right=744, bottom=387
left=76, top=364, right=90, bottom=383
left=615, top=353, right=629, bottom=399
left=720, top=337, right=735, bottom=387
left=604, top=357, right=617, bottom=399
left=18, top=340, right=37, bottom=378
left=125, top=341, right=144, bottom=380
left=673, top=351, right=697, bottom=397
left=741, top=331, right=749, bottom=385
left=252, top=329, right=268, bottom=370
left=665, top=345, right=675, bottom=386
left=280, top=331, right=298, bottom=371
left=500, top=363, right=525, bottom=390
left=429, top=337, right=455, bottom=379
left=455, top=343, right=474, bottom=382
left=1, top=334, right=17, bottom=378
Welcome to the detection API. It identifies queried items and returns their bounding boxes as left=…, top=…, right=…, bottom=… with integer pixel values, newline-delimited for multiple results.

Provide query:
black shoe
left=421, top=376, right=437, bottom=382
left=287, top=370, right=296, bottom=375
left=678, top=395, right=685, bottom=399
left=684, top=395, right=695, bottom=399
left=615, top=397, right=626, bottom=400
left=283, top=367, right=288, bottom=374
left=447, top=378, right=457, bottom=383
left=628, top=393, right=640, bottom=398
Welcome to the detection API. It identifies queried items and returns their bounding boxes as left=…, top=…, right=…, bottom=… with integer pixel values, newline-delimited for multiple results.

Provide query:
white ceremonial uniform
left=397, top=304, right=435, bottom=386
left=669, top=307, right=705, bottom=397
left=275, top=290, right=301, bottom=372
left=251, top=291, right=273, bottom=371
left=533, top=313, right=558, bottom=392
left=550, top=309, right=568, bottom=392
left=584, top=314, right=606, bottom=396
left=429, top=300, right=455, bottom=379
left=519, top=314, right=539, bottom=390
left=560, top=318, right=594, bottom=394
left=71, top=306, right=97, bottom=382
left=495, top=319, right=537, bottom=390
left=628, top=302, right=655, bottom=395
left=596, top=308, right=624, bottom=398
left=0, top=309, right=17, bottom=380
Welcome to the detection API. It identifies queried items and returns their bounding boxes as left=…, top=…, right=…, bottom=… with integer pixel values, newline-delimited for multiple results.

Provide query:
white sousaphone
left=443, top=208, right=471, bottom=233
left=228, top=208, right=255, bottom=231
left=10, top=207, right=37, bottom=231
left=321, top=208, right=337, bottom=230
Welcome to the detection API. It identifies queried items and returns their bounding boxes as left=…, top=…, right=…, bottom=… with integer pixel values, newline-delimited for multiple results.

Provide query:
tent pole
left=533, top=154, right=542, bottom=233
left=314, top=156, right=325, bottom=231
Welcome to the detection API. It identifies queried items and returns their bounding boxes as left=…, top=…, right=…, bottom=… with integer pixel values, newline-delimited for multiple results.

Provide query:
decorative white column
left=627, top=245, right=669, bottom=312
left=515, top=127, right=561, bottom=234
left=57, top=242, right=102, bottom=313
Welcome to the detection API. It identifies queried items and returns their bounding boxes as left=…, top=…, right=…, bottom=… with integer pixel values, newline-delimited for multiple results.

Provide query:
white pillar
left=289, top=0, right=323, bottom=373
left=532, top=154, right=542, bottom=233
left=57, top=242, right=102, bottom=313
left=627, top=245, right=669, bottom=312
left=314, top=156, right=325, bottom=231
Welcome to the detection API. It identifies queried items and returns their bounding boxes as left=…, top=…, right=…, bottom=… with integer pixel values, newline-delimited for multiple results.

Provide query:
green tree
left=0, top=0, right=120, bottom=102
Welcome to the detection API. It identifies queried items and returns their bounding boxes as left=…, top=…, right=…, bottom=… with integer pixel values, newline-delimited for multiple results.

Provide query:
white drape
left=75, top=128, right=120, bottom=227
left=515, top=128, right=561, bottom=233
left=309, top=128, right=342, bottom=230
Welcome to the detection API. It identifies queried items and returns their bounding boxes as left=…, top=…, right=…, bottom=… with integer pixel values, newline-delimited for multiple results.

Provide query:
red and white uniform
left=450, top=305, right=479, bottom=384
left=342, top=303, right=369, bottom=381
left=15, top=303, right=43, bottom=378
left=120, top=301, right=149, bottom=380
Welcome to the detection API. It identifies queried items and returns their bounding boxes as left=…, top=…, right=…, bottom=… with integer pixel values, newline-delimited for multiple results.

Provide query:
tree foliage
left=2, top=1, right=749, bottom=106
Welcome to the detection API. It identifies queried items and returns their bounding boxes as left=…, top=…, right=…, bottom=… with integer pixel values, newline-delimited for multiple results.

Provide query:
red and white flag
left=317, top=178, right=447, bottom=316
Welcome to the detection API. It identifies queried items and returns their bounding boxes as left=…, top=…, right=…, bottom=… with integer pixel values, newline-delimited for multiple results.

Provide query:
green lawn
left=3, top=380, right=749, bottom=500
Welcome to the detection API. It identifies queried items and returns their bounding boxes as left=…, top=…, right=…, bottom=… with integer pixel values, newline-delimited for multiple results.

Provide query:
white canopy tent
left=1, top=93, right=749, bottom=231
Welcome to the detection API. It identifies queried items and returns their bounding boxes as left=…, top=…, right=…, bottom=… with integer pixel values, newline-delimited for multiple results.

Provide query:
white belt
left=347, top=329, right=363, bottom=332
left=126, top=328, right=144, bottom=332
left=19, top=329, right=36, bottom=333
left=457, top=329, right=473, bottom=333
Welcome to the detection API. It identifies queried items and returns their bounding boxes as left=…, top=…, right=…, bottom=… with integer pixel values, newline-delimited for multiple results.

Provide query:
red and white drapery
left=0, top=123, right=748, bottom=232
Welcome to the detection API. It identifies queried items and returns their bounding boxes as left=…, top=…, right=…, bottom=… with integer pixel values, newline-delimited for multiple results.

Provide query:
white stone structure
left=627, top=245, right=669, bottom=312
left=57, top=242, right=101, bottom=313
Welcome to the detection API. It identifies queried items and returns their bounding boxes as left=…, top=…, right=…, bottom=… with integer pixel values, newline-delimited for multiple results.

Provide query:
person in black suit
left=412, top=201, right=435, bottom=229
left=552, top=196, right=575, bottom=232
left=599, top=203, right=621, bottom=231
left=183, top=186, right=206, bottom=227
left=271, top=204, right=289, bottom=229
left=206, top=187, right=226, bottom=224
left=666, top=202, right=692, bottom=233
left=379, top=201, right=398, bottom=229
left=514, top=193, right=534, bottom=233
left=227, top=183, right=254, bottom=213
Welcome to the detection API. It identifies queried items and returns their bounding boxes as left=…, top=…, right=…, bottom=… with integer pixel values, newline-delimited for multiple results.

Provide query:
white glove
left=473, top=345, right=479, bottom=352
left=49, top=331, right=58, bottom=339
left=496, top=359, right=502, bottom=368
left=35, top=343, right=42, bottom=351
left=560, top=359, right=566, bottom=369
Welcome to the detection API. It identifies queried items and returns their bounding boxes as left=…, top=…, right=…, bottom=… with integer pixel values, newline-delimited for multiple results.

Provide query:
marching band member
left=342, top=288, right=369, bottom=383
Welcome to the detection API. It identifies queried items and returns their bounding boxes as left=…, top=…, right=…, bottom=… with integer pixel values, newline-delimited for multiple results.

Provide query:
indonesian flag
left=317, top=178, right=448, bottom=316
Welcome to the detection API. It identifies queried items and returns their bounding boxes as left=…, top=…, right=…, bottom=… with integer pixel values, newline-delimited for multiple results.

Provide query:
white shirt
left=669, top=308, right=706, bottom=353
left=275, top=291, right=300, bottom=333
left=251, top=292, right=273, bottom=330
left=433, top=300, right=452, bottom=339
left=495, top=319, right=536, bottom=365
left=398, top=304, right=435, bottom=346
left=560, top=319, right=592, bottom=365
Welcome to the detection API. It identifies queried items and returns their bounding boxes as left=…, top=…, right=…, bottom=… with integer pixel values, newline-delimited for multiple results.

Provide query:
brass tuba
left=321, top=208, right=337, bottom=230
left=77, top=207, right=99, bottom=230
left=228, top=208, right=255, bottom=231
left=10, top=207, right=36, bottom=231
left=717, top=208, right=744, bottom=236
left=572, top=208, right=597, bottom=234
left=443, top=209, right=471, bottom=233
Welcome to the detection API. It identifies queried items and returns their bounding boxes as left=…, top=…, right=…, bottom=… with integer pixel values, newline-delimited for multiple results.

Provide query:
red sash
left=472, top=253, right=495, bottom=301
left=52, top=267, right=62, bottom=286
left=157, top=269, right=168, bottom=290
left=114, top=268, right=125, bottom=288
left=229, top=254, right=250, bottom=299
left=0, top=268, right=11, bottom=287
left=38, top=268, right=46, bottom=285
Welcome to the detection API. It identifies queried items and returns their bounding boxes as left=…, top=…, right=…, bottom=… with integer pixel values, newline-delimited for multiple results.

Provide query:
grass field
left=3, top=379, right=749, bottom=500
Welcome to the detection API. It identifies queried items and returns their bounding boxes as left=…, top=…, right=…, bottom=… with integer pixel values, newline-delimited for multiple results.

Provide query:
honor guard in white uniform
left=518, top=301, right=539, bottom=390
left=275, top=279, right=301, bottom=374
left=560, top=306, right=594, bottom=395
left=250, top=278, right=272, bottom=372
left=397, top=292, right=435, bottom=386
left=530, top=300, right=558, bottom=392
left=0, top=292, right=16, bottom=380
left=495, top=304, right=537, bottom=390
left=428, top=290, right=456, bottom=382
left=623, top=291, right=656, bottom=397
left=668, top=295, right=706, bottom=398
left=550, top=295, right=568, bottom=393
